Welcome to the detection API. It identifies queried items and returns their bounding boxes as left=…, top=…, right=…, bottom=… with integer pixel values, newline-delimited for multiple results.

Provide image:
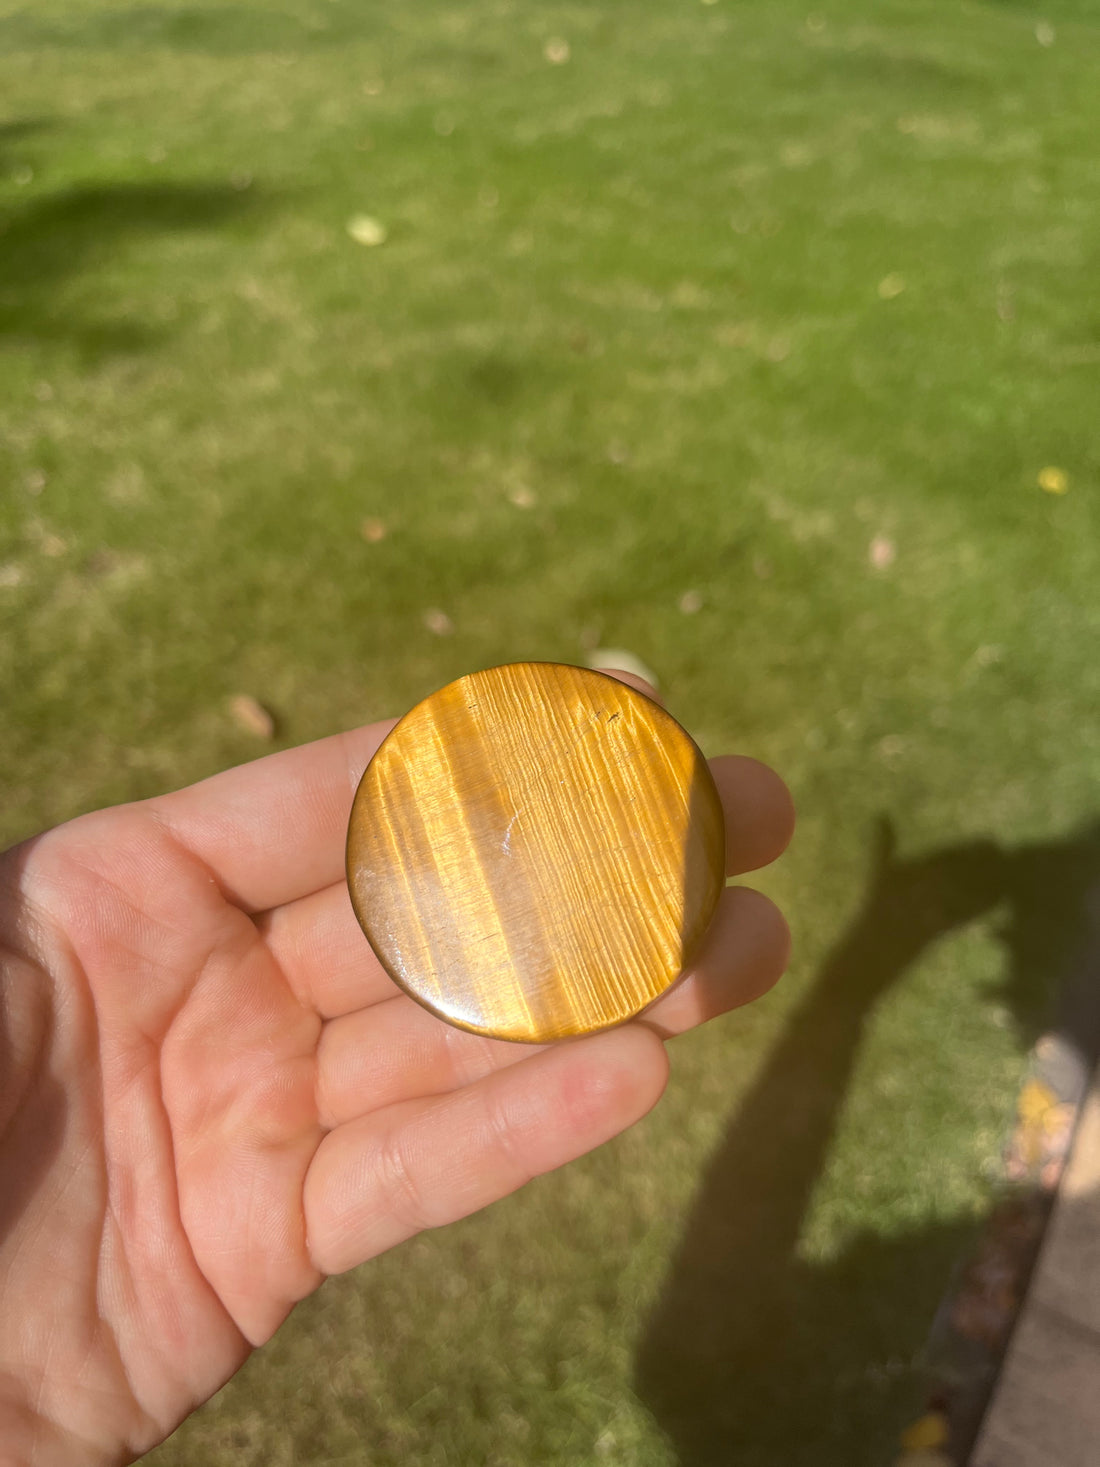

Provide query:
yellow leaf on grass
left=1038, top=466, right=1068, bottom=494
left=347, top=215, right=387, bottom=247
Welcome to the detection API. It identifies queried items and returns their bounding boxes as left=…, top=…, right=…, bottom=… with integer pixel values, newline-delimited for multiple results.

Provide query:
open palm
left=0, top=678, right=792, bottom=1466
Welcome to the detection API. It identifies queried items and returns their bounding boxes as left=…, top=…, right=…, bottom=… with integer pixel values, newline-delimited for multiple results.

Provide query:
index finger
left=145, top=670, right=793, bottom=919
left=148, top=719, right=396, bottom=911
left=143, top=667, right=656, bottom=913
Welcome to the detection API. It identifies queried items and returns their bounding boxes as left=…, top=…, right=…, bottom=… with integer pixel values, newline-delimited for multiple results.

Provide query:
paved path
left=971, top=1066, right=1100, bottom=1467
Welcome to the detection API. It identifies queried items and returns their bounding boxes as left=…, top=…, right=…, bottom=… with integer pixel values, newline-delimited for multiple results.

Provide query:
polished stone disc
left=346, top=662, right=725, bottom=1042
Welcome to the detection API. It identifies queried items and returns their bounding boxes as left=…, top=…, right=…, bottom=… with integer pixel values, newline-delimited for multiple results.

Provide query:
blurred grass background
left=1, top=0, right=1098, bottom=1462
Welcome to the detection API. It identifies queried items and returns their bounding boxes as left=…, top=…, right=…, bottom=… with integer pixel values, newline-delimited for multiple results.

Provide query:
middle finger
left=315, top=883, right=789, bottom=1126
left=261, top=753, right=793, bottom=1020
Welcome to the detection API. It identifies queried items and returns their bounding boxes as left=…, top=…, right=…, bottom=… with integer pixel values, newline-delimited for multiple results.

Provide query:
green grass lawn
left=2, top=0, right=1099, bottom=1461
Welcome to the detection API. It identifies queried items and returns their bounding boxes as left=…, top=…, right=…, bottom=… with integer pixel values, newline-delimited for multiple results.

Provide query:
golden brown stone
left=346, top=662, right=725, bottom=1042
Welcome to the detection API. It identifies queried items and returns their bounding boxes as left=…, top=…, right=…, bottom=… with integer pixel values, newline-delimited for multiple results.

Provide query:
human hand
left=0, top=675, right=792, bottom=1465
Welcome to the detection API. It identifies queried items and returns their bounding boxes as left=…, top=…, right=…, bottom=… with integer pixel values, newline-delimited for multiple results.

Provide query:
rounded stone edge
left=344, top=661, right=727, bottom=1043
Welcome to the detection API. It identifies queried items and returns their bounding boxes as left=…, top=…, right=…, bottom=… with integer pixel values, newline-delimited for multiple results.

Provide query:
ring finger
left=315, top=884, right=789, bottom=1126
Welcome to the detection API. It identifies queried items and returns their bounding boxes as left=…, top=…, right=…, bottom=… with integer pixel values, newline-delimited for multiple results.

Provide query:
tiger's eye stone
left=346, top=662, right=725, bottom=1043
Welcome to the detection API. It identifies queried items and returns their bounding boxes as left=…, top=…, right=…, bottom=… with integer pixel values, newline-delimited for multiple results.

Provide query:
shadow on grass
left=0, top=5, right=371, bottom=55
left=636, top=816, right=1100, bottom=1467
left=0, top=174, right=266, bottom=356
left=0, top=119, right=53, bottom=151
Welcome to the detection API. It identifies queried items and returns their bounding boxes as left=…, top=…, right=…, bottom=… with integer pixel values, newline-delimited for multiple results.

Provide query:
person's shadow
left=0, top=119, right=269, bottom=356
left=636, top=816, right=1100, bottom=1467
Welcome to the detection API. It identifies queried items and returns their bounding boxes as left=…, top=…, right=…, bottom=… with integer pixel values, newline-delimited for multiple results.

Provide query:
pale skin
left=0, top=672, right=794, bottom=1466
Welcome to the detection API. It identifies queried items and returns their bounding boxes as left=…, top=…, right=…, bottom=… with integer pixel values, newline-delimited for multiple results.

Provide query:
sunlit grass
left=2, top=0, right=1098, bottom=1462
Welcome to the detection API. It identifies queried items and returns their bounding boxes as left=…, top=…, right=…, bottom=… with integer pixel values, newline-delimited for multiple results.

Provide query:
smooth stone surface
left=346, top=662, right=725, bottom=1042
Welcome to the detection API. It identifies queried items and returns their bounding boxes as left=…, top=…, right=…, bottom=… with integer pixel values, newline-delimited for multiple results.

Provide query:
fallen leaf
left=0, top=563, right=25, bottom=588
left=508, top=486, right=537, bottom=509
left=1035, top=20, right=1055, bottom=46
left=423, top=608, right=454, bottom=636
left=230, top=694, right=275, bottom=739
left=972, top=643, right=1004, bottom=668
left=347, top=214, right=387, bottom=247
left=83, top=548, right=120, bottom=580
left=952, top=1283, right=1015, bottom=1348
left=361, top=517, right=388, bottom=542
left=1018, top=1078, right=1057, bottom=1126
left=878, top=273, right=906, bottom=300
left=951, top=1196, right=1046, bottom=1347
left=780, top=142, right=813, bottom=169
left=25, top=469, right=47, bottom=495
left=544, top=37, right=570, bottom=64
left=869, top=534, right=896, bottom=569
left=1038, top=465, right=1068, bottom=494
left=678, top=590, right=703, bottom=614
left=900, top=1413, right=949, bottom=1452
